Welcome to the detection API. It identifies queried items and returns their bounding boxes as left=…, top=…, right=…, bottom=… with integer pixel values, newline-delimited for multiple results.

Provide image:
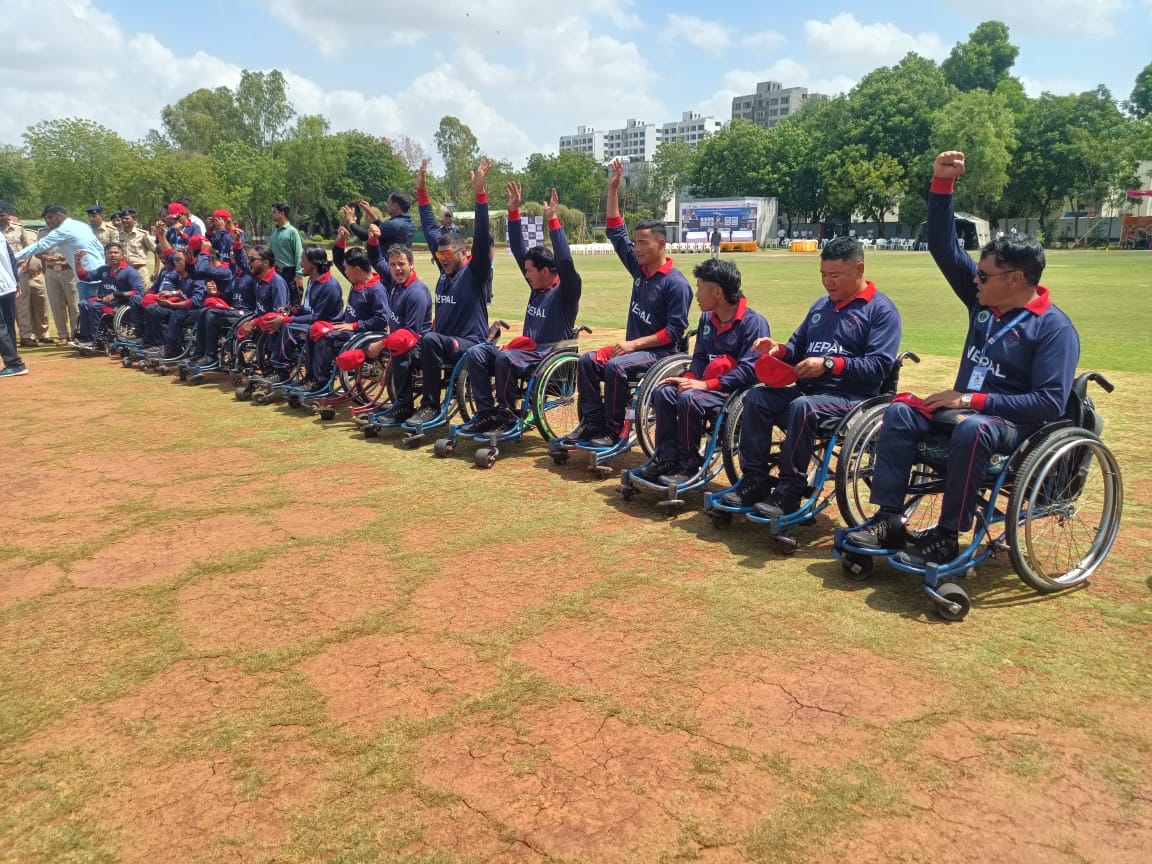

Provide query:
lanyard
left=974, top=308, right=1029, bottom=358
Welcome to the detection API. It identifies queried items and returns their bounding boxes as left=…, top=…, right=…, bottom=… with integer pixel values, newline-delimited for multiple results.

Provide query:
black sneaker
left=844, top=513, right=908, bottom=550
left=460, top=412, right=500, bottom=434
left=636, top=459, right=679, bottom=482
left=566, top=421, right=605, bottom=443
left=752, top=491, right=801, bottom=520
left=588, top=430, right=618, bottom=448
left=493, top=410, right=520, bottom=433
left=388, top=405, right=415, bottom=424
left=893, top=527, right=960, bottom=568
left=720, top=475, right=772, bottom=508
left=409, top=406, right=439, bottom=426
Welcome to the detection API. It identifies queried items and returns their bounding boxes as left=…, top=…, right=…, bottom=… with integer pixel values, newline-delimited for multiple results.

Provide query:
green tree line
left=1, top=29, right=1150, bottom=244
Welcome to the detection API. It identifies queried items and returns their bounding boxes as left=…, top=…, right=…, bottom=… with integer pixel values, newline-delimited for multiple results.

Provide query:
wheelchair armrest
left=897, top=351, right=921, bottom=365
left=577, top=325, right=593, bottom=335
left=486, top=320, right=511, bottom=342
left=1082, top=371, right=1114, bottom=394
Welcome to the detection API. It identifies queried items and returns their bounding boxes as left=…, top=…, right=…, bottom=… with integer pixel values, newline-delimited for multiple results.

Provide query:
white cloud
left=662, top=14, right=731, bottom=54
left=741, top=30, right=787, bottom=50
left=804, top=13, right=947, bottom=73
left=945, top=0, right=1127, bottom=38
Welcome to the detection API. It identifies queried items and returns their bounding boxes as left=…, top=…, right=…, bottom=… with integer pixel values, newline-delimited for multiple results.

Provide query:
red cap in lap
left=336, top=349, right=366, bottom=371
left=891, top=392, right=935, bottom=419
left=309, top=321, right=334, bottom=340
left=503, top=335, right=537, bottom=352
left=702, top=355, right=736, bottom=380
left=384, top=328, right=419, bottom=356
left=204, top=296, right=231, bottom=310
left=754, top=353, right=797, bottom=388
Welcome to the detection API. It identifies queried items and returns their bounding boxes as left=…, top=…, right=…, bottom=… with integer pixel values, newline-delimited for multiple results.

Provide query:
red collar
left=402, top=271, right=419, bottom=288
left=834, top=280, right=877, bottom=312
left=352, top=274, right=381, bottom=292
left=710, top=296, right=748, bottom=333
left=259, top=268, right=275, bottom=284
left=641, top=257, right=675, bottom=279
left=991, top=285, right=1052, bottom=317
left=112, top=261, right=127, bottom=274
left=312, top=272, right=332, bottom=284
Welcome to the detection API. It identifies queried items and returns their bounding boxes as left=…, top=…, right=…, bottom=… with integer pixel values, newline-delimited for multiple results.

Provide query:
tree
left=434, top=116, right=479, bottom=206
left=22, top=119, right=134, bottom=211
left=212, top=141, right=285, bottom=237
left=1129, top=61, right=1152, bottom=119
left=941, top=21, right=1019, bottom=93
left=0, top=145, right=37, bottom=213
left=386, top=134, right=430, bottom=171
left=521, top=151, right=605, bottom=223
left=650, top=140, right=696, bottom=210
left=337, top=131, right=410, bottom=207
left=930, top=89, right=1017, bottom=217
left=758, top=118, right=820, bottom=229
left=689, top=120, right=769, bottom=197
left=821, top=146, right=905, bottom=234
left=160, top=86, right=244, bottom=153
left=234, top=70, right=296, bottom=151
left=280, top=115, right=345, bottom=234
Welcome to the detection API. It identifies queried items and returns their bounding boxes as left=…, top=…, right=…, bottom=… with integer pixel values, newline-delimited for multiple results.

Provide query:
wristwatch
left=823, top=355, right=836, bottom=372
left=960, top=393, right=973, bottom=408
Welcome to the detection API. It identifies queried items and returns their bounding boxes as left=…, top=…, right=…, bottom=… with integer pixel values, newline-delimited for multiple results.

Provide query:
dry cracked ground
left=1, top=346, right=1151, bottom=864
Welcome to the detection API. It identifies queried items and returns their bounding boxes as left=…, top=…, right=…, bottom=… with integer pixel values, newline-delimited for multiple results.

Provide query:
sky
left=0, top=0, right=1148, bottom=168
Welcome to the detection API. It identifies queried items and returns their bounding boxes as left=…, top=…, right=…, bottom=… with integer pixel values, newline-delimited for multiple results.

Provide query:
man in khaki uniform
left=37, top=225, right=80, bottom=344
left=86, top=205, right=117, bottom=247
left=0, top=201, right=49, bottom=346
left=117, top=208, right=155, bottom=282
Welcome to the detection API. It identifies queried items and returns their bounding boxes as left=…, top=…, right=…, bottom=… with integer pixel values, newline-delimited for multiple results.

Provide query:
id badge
left=966, top=366, right=988, bottom=391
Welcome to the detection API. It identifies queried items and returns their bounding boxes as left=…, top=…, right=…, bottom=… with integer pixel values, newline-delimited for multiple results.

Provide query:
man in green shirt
left=270, top=202, right=304, bottom=305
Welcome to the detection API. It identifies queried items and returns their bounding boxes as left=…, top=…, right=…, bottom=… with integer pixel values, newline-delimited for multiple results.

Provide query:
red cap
left=88, top=295, right=100, bottom=302
left=256, top=312, right=280, bottom=333
left=186, top=235, right=204, bottom=253
left=336, top=349, right=366, bottom=371
left=166, top=202, right=187, bottom=217
left=204, top=296, right=231, bottom=310
left=101, top=305, right=115, bottom=315
left=384, top=328, right=419, bottom=356
left=503, top=335, right=537, bottom=352
left=141, top=293, right=160, bottom=308
left=236, top=320, right=254, bottom=339
left=754, top=353, right=797, bottom=388
left=212, top=208, right=232, bottom=220
left=702, top=355, right=736, bottom=380
left=594, top=344, right=614, bottom=365
left=892, top=392, right=935, bottom=419
left=309, top=321, right=335, bottom=341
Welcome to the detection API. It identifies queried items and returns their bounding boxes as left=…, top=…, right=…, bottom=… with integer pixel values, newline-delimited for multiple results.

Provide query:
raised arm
left=332, top=227, right=350, bottom=279
left=506, top=180, right=527, bottom=274
left=927, top=150, right=979, bottom=311
left=414, top=159, right=442, bottom=254
left=467, top=158, right=493, bottom=281
left=603, top=158, right=641, bottom=278
left=545, top=188, right=582, bottom=319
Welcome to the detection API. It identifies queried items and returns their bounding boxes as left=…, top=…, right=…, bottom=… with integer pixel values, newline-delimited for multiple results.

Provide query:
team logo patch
left=976, top=309, right=991, bottom=324
left=843, top=315, right=858, bottom=331
left=1004, top=330, right=1020, bottom=348
left=648, top=287, right=660, bottom=302
left=634, top=277, right=642, bottom=290
left=702, top=324, right=712, bottom=340
left=811, top=312, right=821, bottom=325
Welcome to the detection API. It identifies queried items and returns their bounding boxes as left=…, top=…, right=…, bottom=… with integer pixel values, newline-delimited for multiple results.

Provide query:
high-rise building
left=559, top=111, right=722, bottom=161
left=659, top=111, right=724, bottom=147
left=731, top=81, right=814, bottom=128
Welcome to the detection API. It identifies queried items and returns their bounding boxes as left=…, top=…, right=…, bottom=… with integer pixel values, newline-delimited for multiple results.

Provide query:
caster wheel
left=474, top=447, right=497, bottom=469
left=251, top=393, right=267, bottom=405
left=593, top=465, right=614, bottom=479
left=551, top=452, right=570, bottom=465
left=287, top=395, right=301, bottom=409
left=230, top=371, right=243, bottom=386
left=121, top=357, right=132, bottom=368
left=189, top=374, right=204, bottom=386
left=362, top=427, right=379, bottom=439
left=841, top=554, right=873, bottom=582
left=935, top=583, right=971, bottom=622
left=177, top=366, right=189, bottom=381
left=709, top=510, right=733, bottom=529
left=433, top=438, right=455, bottom=458
left=620, top=487, right=637, bottom=502
left=235, top=386, right=250, bottom=401
left=774, top=535, right=799, bottom=556
left=319, top=409, right=336, bottom=421
left=156, top=365, right=169, bottom=375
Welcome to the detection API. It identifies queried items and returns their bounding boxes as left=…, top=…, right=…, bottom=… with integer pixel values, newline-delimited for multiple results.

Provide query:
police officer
left=0, top=202, right=49, bottom=346
left=117, top=209, right=156, bottom=282
left=86, top=205, right=117, bottom=247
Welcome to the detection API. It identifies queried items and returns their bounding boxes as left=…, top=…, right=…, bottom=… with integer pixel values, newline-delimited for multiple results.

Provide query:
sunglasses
left=975, top=268, right=1022, bottom=283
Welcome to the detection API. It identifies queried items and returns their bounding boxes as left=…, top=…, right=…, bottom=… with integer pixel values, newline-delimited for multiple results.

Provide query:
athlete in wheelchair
left=619, top=258, right=768, bottom=507
left=834, top=150, right=1120, bottom=621
left=431, top=183, right=584, bottom=466
left=137, top=245, right=205, bottom=372
left=392, top=158, right=494, bottom=445
left=555, top=158, right=692, bottom=469
left=704, top=238, right=903, bottom=547
left=71, top=242, right=145, bottom=353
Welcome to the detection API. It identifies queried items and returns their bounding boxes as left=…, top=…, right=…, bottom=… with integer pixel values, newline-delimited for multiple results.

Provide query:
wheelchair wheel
left=113, top=306, right=135, bottom=343
left=337, top=335, right=391, bottom=406
left=450, top=363, right=476, bottom=423
left=834, top=403, right=889, bottom=527
left=1006, top=428, right=1123, bottom=593
left=532, top=352, right=580, bottom=441
left=718, top=387, right=782, bottom=486
left=634, top=354, right=691, bottom=457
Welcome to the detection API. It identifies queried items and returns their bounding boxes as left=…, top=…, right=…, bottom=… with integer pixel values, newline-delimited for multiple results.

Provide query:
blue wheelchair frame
left=831, top=371, right=1121, bottom=621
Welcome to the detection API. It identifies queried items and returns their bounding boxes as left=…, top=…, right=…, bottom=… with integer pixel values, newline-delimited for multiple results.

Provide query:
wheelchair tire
left=450, top=362, right=475, bottom=423
left=1006, top=427, right=1123, bottom=593
left=113, top=305, right=135, bottom=343
left=531, top=352, right=580, bottom=441
left=834, top=402, right=890, bottom=527
left=719, top=387, right=779, bottom=486
left=337, top=333, right=391, bottom=407
left=634, top=354, right=691, bottom=458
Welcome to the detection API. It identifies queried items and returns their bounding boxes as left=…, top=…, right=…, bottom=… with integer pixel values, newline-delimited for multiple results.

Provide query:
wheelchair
left=432, top=326, right=591, bottom=469
left=547, top=329, right=698, bottom=478
left=287, top=330, right=388, bottom=419
left=177, top=310, right=254, bottom=385
left=704, top=351, right=921, bottom=553
left=355, top=320, right=508, bottom=446
left=832, top=371, right=1123, bottom=621
left=73, top=302, right=125, bottom=356
left=617, top=381, right=750, bottom=512
left=126, top=319, right=197, bottom=374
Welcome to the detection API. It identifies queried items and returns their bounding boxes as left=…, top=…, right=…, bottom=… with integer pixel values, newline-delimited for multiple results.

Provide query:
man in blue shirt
left=14, top=204, right=105, bottom=275
left=846, top=150, right=1080, bottom=567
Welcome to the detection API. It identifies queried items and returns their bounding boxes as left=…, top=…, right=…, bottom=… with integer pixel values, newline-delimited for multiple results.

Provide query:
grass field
left=1, top=248, right=1150, bottom=863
